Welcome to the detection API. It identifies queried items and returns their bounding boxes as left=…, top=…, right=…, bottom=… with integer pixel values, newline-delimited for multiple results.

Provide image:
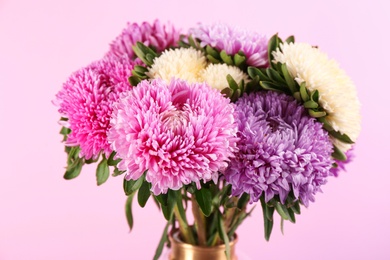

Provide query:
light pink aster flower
left=55, top=57, right=138, bottom=160
left=105, top=20, right=181, bottom=61
left=189, top=22, right=268, bottom=67
left=108, top=79, right=238, bottom=194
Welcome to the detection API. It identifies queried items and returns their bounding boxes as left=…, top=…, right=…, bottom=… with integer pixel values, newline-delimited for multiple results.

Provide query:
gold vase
left=168, top=232, right=238, bottom=260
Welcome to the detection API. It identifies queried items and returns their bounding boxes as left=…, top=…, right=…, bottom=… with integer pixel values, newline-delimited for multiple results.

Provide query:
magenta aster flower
left=105, top=20, right=181, bottom=61
left=108, top=79, right=238, bottom=194
left=224, top=91, right=334, bottom=207
left=189, top=22, right=268, bottom=67
left=55, top=57, right=137, bottom=160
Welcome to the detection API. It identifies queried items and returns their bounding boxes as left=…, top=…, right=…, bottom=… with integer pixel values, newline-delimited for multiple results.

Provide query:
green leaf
left=217, top=212, right=231, bottom=260
left=280, top=218, right=285, bottom=235
left=156, top=190, right=177, bottom=221
left=107, top=151, right=120, bottom=166
left=311, top=89, right=319, bottom=102
left=221, top=87, right=233, bottom=98
left=84, top=156, right=99, bottom=165
left=293, top=91, right=302, bottom=102
left=329, top=131, right=355, bottom=144
left=132, top=42, right=157, bottom=66
left=233, top=53, right=246, bottom=67
left=260, top=197, right=275, bottom=241
left=206, top=45, right=220, bottom=59
left=281, top=63, right=297, bottom=93
left=220, top=50, right=234, bottom=65
left=308, top=109, right=326, bottom=118
left=112, top=167, right=125, bottom=177
left=304, top=100, right=319, bottom=109
left=66, top=146, right=80, bottom=164
left=332, top=145, right=347, bottom=161
left=137, top=180, right=151, bottom=208
left=206, top=54, right=221, bottom=64
left=188, top=35, right=198, bottom=49
left=153, top=220, right=172, bottom=260
left=237, top=193, right=250, bottom=210
left=63, top=158, right=83, bottom=180
left=145, top=53, right=156, bottom=64
left=285, top=35, right=295, bottom=44
left=60, top=126, right=71, bottom=136
left=194, top=187, right=213, bottom=217
left=318, top=117, right=335, bottom=132
left=291, top=201, right=301, bottom=215
left=287, top=207, right=296, bottom=223
left=247, top=67, right=269, bottom=81
left=260, top=81, right=285, bottom=92
left=226, top=74, right=239, bottom=91
left=123, top=174, right=145, bottom=195
left=125, top=193, right=135, bottom=231
left=134, top=65, right=148, bottom=74
left=275, top=202, right=290, bottom=221
left=129, top=76, right=141, bottom=86
left=268, top=34, right=280, bottom=67
left=299, top=82, right=309, bottom=102
left=96, top=158, right=109, bottom=186
left=131, top=70, right=148, bottom=79
left=266, top=68, right=285, bottom=85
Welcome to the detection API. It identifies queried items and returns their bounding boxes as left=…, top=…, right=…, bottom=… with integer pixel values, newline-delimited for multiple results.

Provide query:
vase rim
left=169, top=230, right=238, bottom=250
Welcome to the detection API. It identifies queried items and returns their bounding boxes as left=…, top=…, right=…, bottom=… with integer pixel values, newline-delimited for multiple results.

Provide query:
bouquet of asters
left=54, top=20, right=361, bottom=259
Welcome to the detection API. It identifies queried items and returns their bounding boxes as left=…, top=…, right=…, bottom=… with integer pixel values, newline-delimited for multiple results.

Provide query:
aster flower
left=105, top=20, right=180, bottom=61
left=146, top=48, right=207, bottom=83
left=224, top=91, right=334, bottom=207
left=55, top=57, right=137, bottom=160
left=108, top=79, right=238, bottom=195
left=200, top=63, right=250, bottom=91
left=189, top=22, right=268, bottom=67
left=272, top=42, right=361, bottom=152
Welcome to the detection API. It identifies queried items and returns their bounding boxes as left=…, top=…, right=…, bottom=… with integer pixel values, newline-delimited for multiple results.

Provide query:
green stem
left=191, top=195, right=207, bottom=246
left=173, top=194, right=196, bottom=244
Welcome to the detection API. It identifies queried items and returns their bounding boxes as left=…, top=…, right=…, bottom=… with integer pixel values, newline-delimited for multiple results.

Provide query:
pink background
left=0, top=0, right=389, bottom=259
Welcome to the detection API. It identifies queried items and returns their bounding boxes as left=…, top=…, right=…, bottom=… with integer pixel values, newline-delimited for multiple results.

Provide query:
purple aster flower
left=224, top=91, right=334, bottom=207
left=54, top=57, right=138, bottom=160
left=189, top=22, right=268, bottom=67
left=108, top=79, right=238, bottom=195
left=105, top=20, right=181, bottom=61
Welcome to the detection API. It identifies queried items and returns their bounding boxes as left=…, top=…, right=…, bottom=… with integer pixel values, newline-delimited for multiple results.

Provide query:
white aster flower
left=200, top=63, right=250, bottom=91
left=146, top=47, right=207, bottom=83
left=272, top=42, right=361, bottom=152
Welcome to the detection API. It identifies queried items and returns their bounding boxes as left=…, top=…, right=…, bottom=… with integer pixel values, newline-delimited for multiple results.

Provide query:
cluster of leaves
left=59, top=123, right=123, bottom=186
left=123, top=176, right=253, bottom=260
left=179, top=35, right=250, bottom=102
left=245, top=34, right=354, bottom=161
left=260, top=193, right=301, bottom=241
left=128, top=42, right=159, bottom=86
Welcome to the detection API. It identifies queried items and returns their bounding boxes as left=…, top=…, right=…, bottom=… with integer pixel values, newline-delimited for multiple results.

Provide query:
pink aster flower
left=55, top=57, right=138, bottom=160
left=189, top=22, right=269, bottom=67
left=108, top=79, right=238, bottom=194
left=105, top=20, right=181, bottom=61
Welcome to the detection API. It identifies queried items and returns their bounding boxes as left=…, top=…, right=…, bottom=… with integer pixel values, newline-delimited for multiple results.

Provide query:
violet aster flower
left=55, top=57, right=137, bottom=160
left=105, top=20, right=181, bottom=61
left=108, top=79, right=238, bottom=195
left=189, top=22, right=268, bottom=67
left=224, top=91, right=334, bottom=207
